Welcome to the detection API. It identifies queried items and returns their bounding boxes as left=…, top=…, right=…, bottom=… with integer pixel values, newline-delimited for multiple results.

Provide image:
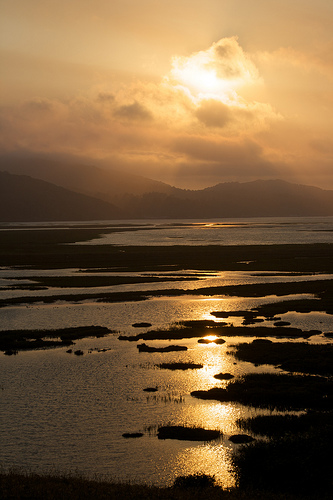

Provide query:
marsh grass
left=234, top=420, right=333, bottom=496
left=231, top=341, right=333, bottom=376
left=0, top=470, right=328, bottom=499
left=214, top=373, right=234, bottom=380
left=17, top=275, right=196, bottom=288
left=0, top=326, right=113, bottom=353
left=157, top=425, right=221, bottom=441
left=137, top=343, right=187, bottom=352
left=236, top=411, right=333, bottom=438
left=119, top=322, right=312, bottom=342
left=145, top=394, right=185, bottom=404
left=122, top=432, right=144, bottom=438
left=0, top=290, right=152, bottom=308
left=2, top=232, right=333, bottom=499
left=191, top=373, right=333, bottom=410
left=156, top=362, right=203, bottom=370
left=198, top=337, right=226, bottom=344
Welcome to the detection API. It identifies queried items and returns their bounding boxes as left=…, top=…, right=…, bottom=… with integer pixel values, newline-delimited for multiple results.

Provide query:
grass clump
left=229, top=435, right=254, bottom=444
left=236, top=411, right=333, bottom=438
left=137, top=343, right=187, bottom=353
left=157, top=425, right=221, bottom=441
left=0, top=326, right=113, bottom=353
left=156, top=362, right=203, bottom=370
left=232, top=341, right=333, bottom=376
left=214, top=373, right=234, bottom=380
left=198, top=337, right=226, bottom=344
left=122, top=432, right=144, bottom=438
left=191, top=373, right=333, bottom=410
left=172, top=473, right=217, bottom=489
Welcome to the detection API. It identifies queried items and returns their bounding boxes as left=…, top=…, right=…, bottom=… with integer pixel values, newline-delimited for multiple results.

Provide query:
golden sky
left=1, top=0, right=333, bottom=188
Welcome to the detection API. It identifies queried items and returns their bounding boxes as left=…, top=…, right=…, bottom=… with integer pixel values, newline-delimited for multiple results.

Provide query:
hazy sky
left=1, top=0, right=333, bottom=188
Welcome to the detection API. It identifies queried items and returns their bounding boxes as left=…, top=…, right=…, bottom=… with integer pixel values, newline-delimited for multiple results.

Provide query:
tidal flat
left=1, top=221, right=333, bottom=495
left=1, top=224, right=333, bottom=272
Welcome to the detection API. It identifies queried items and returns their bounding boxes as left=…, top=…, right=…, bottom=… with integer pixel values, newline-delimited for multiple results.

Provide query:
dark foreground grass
left=1, top=471, right=327, bottom=500
left=234, top=419, right=333, bottom=497
left=231, top=341, right=333, bottom=376
left=191, top=373, right=333, bottom=410
left=234, top=411, right=333, bottom=496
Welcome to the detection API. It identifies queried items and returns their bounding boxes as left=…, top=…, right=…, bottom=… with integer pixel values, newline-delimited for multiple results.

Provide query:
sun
left=170, top=54, right=232, bottom=101
left=176, top=63, right=221, bottom=94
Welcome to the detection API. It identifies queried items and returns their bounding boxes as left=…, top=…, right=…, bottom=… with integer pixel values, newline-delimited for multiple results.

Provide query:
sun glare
left=179, top=65, right=220, bottom=94
left=170, top=55, right=233, bottom=101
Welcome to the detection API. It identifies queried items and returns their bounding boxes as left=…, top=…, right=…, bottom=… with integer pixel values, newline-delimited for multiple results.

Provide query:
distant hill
left=119, top=179, right=333, bottom=218
left=0, top=171, right=125, bottom=222
left=0, top=153, right=179, bottom=205
left=1, top=154, right=333, bottom=220
left=191, top=179, right=333, bottom=217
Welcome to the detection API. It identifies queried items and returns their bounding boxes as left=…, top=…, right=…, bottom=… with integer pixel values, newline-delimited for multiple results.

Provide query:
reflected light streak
left=169, top=402, right=258, bottom=488
left=171, top=443, right=236, bottom=488
left=202, top=334, right=219, bottom=341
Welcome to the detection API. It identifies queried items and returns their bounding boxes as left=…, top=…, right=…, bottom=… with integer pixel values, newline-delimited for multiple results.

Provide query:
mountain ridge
left=1, top=155, right=333, bottom=221
left=0, top=171, right=126, bottom=222
left=0, top=153, right=180, bottom=203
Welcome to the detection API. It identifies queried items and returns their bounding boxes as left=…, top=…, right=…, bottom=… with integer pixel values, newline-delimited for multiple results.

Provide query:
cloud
left=1, top=36, right=332, bottom=189
left=195, top=100, right=231, bottom=128
left=0, top=38, right=277, bottom=155
left=101, top=135, right=285, bottom=189
left=194, top=98, right=279, bottom=132
left=169, top=36, right=261, bottom=105
left=23, top=98, right=55, bottom=112
left=164, top=37, right=280, bottom=134
left=213, top=37, right=260, bottom=82
left=113, top=101, right=153, bottom=121
left=171, top=135, right=264, bottom=165
left=97, top=92, right=115, bottom=103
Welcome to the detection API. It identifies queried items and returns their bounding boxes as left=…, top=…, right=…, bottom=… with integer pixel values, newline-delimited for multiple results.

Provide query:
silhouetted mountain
left=0, top=171, right=125, bottom=222
left=0, top=153, right=179, bottom=205
left=1, top=154, right=333, bottom=220
left=190, top=180, right=333, bottom=217
left=120, top=180, right=333, bottom=218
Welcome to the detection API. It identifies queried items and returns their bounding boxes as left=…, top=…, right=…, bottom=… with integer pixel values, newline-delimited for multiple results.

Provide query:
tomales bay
left=1, top=218, right=333, bottom=498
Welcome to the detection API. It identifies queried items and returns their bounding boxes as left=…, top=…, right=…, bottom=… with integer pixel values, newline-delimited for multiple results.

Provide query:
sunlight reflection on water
left=1, top=223, right=333, bottom=486
left=1, top=289, right=332, bottom=483
left=73, top=217, right=333, bottom=246
left=2, top=293, right=330, bottom=335
left=1, top=337, right=278, bottom=487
